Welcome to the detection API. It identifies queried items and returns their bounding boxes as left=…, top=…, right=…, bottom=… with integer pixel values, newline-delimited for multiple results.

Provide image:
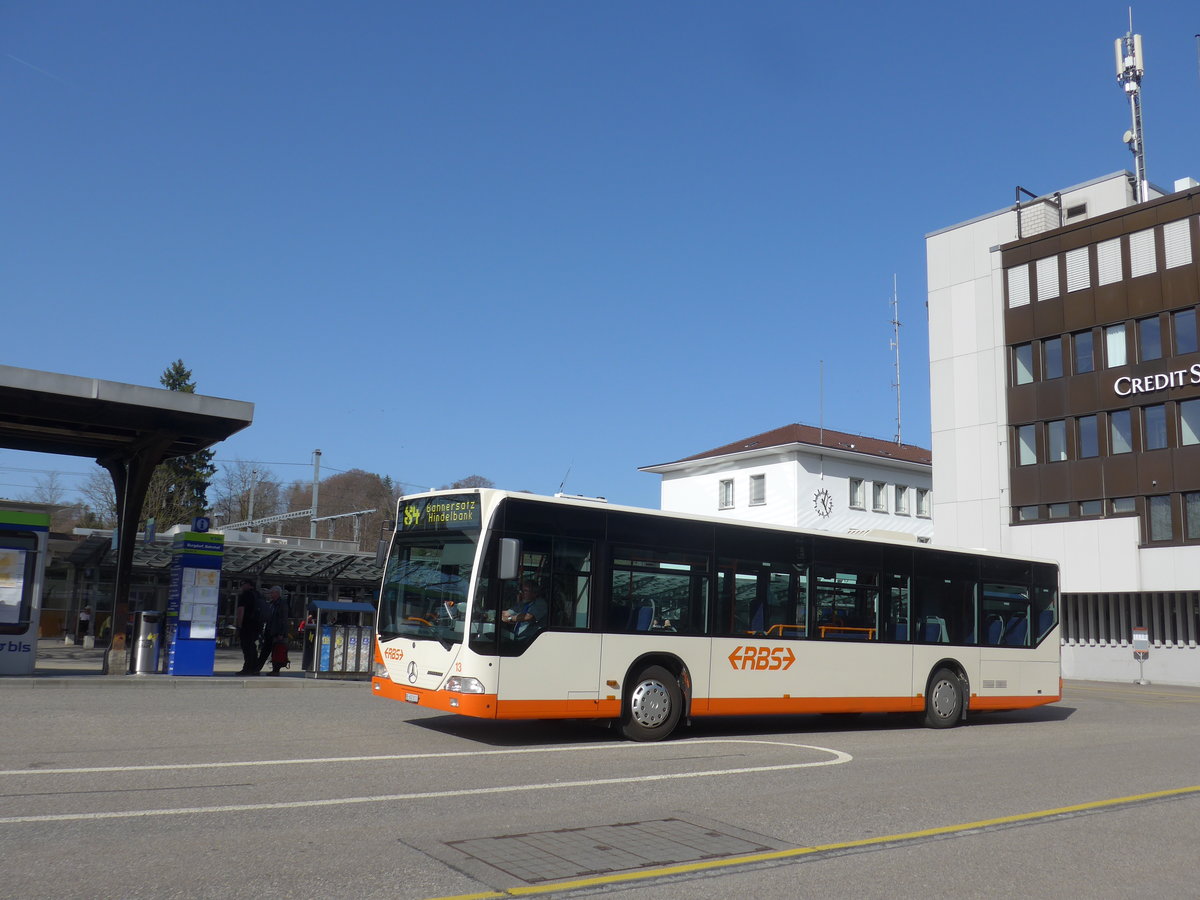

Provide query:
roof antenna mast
left=890, top=275, right=902, bottom=444
left=1115, top=12, right=1148, bottom=202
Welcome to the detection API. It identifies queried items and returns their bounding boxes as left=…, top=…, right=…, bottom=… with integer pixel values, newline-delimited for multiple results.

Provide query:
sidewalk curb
left=9, top=674, right=367, bottom=689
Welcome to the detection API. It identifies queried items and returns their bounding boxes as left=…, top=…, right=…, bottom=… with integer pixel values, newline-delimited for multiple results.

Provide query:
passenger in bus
left=502, top=581, right=548, bottom=638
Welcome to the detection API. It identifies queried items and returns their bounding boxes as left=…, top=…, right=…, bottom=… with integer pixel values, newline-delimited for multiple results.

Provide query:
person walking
left=254, top=586, right=291, bottom=675
left=76, top=605, right=92, bottom=643
left=235, top=580, right=264, bottom=676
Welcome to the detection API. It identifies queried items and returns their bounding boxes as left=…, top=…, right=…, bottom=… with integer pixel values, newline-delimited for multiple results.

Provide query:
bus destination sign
left=399, top=495, right=482, bottom=532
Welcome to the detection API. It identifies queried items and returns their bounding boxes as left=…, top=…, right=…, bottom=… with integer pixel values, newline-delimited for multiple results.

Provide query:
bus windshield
left=377, top=535, right=477, bottom=644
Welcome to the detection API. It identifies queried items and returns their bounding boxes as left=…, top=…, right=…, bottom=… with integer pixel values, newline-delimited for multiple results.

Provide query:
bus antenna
left=557, top=463, right=573, bottom=495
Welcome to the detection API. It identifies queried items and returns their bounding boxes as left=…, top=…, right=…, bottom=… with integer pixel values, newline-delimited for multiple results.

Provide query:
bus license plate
left=405, top=692, right=419, bottom=704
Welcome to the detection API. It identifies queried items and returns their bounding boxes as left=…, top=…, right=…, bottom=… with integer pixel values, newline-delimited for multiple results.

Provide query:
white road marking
left=0, top=739, right=850, bottom=825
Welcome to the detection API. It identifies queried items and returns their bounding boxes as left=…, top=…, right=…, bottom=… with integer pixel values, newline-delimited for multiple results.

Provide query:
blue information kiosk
left=0, top=509, right=50, bottom=676
left=165, top=520, right=223, bottom=676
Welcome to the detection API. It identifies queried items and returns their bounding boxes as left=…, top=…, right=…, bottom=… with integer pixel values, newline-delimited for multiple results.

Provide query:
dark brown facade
left=1001, top=187, right=1200, bottom=546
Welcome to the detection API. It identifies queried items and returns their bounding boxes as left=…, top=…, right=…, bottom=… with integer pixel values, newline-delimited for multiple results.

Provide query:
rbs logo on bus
left=728, top=646, right=795, bottom=671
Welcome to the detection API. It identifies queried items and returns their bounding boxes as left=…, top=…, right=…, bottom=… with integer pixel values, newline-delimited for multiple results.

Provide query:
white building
left=640, top=423, right=933, bottom=541
left=927, top=170, right=1200, bottom=685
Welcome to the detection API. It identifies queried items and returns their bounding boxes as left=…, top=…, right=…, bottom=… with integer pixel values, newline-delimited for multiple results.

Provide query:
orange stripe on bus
left=374, top=679, right=1061, bottom=721
left=699, top=696, right=923, bottom=716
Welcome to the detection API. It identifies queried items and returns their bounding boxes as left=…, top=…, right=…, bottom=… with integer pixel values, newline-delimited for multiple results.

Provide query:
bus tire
left=620, top=665, right=682, bottom=741
left=922, top=668, right=963, bottom=729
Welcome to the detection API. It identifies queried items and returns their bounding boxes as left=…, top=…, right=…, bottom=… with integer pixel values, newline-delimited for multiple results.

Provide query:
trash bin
left=128, top=611, right=162, bottom=674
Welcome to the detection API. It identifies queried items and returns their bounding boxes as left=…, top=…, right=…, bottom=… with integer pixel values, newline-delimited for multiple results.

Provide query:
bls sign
left=728, top=645, right=796, bottom=671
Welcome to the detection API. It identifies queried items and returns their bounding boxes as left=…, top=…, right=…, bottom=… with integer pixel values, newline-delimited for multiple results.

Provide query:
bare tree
left=211, top=461, right=283, bottom=527
left=441, top=475, right=495, bottom=490
left=27, top=472, right=68, bottom=506
left=79, top=469, right=118, bottom=528
left=25, top=473, right=88, bottom=532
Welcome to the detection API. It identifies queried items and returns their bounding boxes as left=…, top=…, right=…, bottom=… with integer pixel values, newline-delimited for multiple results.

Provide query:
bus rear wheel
left=922, top=668, right=964, bottom=728
left=620, top=665, right=682, bottom=741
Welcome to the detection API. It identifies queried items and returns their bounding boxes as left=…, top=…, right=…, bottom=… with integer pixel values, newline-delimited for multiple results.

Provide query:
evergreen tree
left=140, top=360, right=217, bottom=528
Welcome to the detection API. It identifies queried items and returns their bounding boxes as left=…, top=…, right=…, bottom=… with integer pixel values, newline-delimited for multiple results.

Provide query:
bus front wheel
left=620, top=665, right=682, bottom=741
left=922, top=668, right=964, bottom=728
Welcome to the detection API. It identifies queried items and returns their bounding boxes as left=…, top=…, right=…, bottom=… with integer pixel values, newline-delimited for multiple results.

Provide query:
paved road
left=3, top=677, right=1199, bottom=899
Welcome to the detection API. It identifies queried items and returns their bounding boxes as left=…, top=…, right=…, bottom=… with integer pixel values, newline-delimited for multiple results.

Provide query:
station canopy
left=0, top=365, right=252, bottom=460
left=66, top=533, right=381, bottom=585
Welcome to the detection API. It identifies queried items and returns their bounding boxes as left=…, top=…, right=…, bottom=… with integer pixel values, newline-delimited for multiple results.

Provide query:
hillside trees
left=278, top=468, right=400, bottom=549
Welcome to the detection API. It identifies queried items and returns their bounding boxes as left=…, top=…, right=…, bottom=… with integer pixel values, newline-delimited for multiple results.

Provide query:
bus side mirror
left=498, top=538, right=521, bottom=581
left=375, top=539, right=389, bottom=568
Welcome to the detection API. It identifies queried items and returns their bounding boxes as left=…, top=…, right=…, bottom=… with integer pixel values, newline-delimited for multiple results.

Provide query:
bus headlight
left=445, top=676, right=485, bottom=694
left=373, top=661, right=389, bottom=679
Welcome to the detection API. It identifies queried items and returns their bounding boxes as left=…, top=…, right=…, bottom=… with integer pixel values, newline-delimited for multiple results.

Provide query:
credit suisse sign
left=1114, top=363, right=1200, bottom=397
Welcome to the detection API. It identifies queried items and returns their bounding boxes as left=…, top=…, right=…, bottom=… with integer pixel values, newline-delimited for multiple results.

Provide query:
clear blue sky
left=4, top=1, right=1200, bottom=510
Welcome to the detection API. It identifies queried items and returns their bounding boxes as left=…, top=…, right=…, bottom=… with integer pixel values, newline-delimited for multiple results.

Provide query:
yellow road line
left=426, top=784, right=1200, bottom=900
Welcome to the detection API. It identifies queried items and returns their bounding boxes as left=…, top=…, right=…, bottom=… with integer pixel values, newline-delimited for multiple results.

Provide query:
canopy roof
left=0, top=365, right=253, bottom=461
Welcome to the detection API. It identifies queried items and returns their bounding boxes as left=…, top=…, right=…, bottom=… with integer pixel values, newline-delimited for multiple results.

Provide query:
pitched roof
left=658, top=423, right=931, bottom=467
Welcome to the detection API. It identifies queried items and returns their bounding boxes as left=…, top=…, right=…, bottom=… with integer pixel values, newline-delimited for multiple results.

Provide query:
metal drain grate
left=447, top=818, right=773, bottom=884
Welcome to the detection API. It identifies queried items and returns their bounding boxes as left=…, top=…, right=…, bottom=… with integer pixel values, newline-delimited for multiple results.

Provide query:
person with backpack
left=234, top=580, right=264, bottom=676
left=254, top=585, right=291, bottom=675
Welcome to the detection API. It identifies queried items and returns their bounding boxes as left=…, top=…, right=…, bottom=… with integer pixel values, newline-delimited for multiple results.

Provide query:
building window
left=1017, top=425, right=1037, bottom=466
left=1078, top=415, right=1099, bottom=458
left=1138, top=316, right=1162, bottom=362
left=1105, top=324, right=1127, bottom=367
left=1048, top=503, right=1070, bottom=518
left=1164, top=218, right=1192, bottom=269
left=1013, top=344, right=1034, bottom=385
left=1035, top=256, right=1059, bottom=300
left=1007, top=264, right=1030, bottom=307
left=1148, top=495, right=1173, bottom=542
left=1065, top=247, right=1090, bottom=292
left=871, top=482, right=887, bottom=512
left=848, top=478, right=865, bottom=510
left=1129, top=227, right=1156, bottom=277
left=1017, top=506, right=1039, bottom=521
left=1080, top=499, right=1103, bottom=516
left=1073, top=330, right=1094, bottom=374
left=1186, top=492, right=1200, bottom=540
left=1112, top=497, right=1135, bottom=514
left=1043, top=337, right=1063, bottom=379
left=748, top=474, right=765, bottom=506
left=1047, top=420, right=1067, bottom=461
left=1144, top=405, right=1168, bottom=450
left=718, top=479, right=734, bottom=510
left=1181, top=399, right=1200, bottom=446
left=895, top=485, right=910, bottom=515
left=1174, top=308, right=1198, bottom=355
left=1110, top=409, right=1133, bottom=454
left=916, top=488, right=931, bottom=518
left=1097, top=237, right=1122, bottom=285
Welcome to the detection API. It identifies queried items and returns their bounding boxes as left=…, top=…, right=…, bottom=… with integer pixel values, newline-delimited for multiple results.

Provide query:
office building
left=927, top=171, right=1200, bottom=683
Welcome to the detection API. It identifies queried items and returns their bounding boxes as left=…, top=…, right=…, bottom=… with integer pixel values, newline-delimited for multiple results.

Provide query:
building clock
left=813, top=488, right=834, bottom=517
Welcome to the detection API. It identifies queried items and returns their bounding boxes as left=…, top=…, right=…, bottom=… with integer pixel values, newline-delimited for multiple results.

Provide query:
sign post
left=1131, top=625, right=1150, bottom=685
left=165, top=531, right=224, bottom=676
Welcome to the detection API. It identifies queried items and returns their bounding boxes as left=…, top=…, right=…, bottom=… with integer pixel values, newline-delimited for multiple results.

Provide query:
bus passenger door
left=495, top=540, right=603, bottom=716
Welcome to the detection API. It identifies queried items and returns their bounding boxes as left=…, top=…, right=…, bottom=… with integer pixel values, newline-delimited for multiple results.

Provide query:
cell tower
left=890, top=275, right=902, bottom=444
left=1115, top=22, right=1147, bottom=202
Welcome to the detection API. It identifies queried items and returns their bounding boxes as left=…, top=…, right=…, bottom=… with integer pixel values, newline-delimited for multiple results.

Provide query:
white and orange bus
left=371, top=490, right=1060, bottom=740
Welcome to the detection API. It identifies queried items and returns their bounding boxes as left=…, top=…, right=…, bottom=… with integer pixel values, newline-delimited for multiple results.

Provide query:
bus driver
left=502, top=581, right=548, bottom=638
